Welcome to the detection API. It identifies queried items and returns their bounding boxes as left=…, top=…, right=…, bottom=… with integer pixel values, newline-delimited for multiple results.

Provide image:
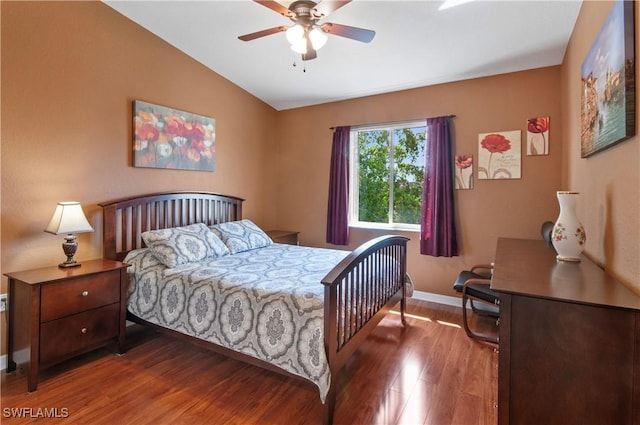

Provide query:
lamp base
left=59, top=260, right=81, bottom=268
left=60, top=234, right=81, bottom=268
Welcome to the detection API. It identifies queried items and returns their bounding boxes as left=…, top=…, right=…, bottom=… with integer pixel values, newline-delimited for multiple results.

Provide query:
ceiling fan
left=238, top=0, right=375, bottom=61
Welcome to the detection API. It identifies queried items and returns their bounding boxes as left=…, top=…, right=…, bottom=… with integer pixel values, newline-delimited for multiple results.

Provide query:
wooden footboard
left=321, top=235, right=409, bottom=425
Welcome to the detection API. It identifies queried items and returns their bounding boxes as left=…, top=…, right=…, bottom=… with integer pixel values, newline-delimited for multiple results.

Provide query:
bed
left=100, top=191, right=409, bottom=425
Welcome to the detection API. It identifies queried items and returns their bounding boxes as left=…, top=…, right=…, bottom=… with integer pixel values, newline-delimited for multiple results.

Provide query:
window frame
left=348, top=120, right=426, bottom=232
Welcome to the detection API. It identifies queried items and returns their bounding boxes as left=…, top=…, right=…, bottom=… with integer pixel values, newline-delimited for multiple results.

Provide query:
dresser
left=492, top=238, right=640, bottom=425
left=5, top=259, right=129, bottom=391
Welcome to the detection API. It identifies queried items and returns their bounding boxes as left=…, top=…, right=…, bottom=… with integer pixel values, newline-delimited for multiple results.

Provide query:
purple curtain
left=326, top=126, right=351, bottom=245
left=420, top=116, right=458, bottom=257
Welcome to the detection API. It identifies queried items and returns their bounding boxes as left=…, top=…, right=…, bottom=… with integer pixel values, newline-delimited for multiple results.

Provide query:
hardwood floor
left=1, top=299, right=498, bottom=425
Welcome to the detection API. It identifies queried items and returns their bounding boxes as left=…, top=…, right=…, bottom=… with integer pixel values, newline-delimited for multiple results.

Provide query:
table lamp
left=45, top=201, right=94, bottom=268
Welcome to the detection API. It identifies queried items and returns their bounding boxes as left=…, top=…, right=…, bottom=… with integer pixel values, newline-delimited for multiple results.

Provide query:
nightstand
left=4, top=259, right=129, bottom=392
left=266, top=230, right=299, bottom=245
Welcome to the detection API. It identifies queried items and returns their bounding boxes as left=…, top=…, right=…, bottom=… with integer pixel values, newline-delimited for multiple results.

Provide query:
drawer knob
left=81, top=291, right=89, bottom=297
left=81, top=328, right=88, bottom=334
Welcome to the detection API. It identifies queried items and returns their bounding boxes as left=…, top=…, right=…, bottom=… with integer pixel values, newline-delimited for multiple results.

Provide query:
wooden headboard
left=99, top=191, right=244, bottom=261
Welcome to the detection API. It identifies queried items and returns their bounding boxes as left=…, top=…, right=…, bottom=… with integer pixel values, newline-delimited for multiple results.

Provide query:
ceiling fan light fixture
left=291, top=42, right=307, bottom=54
left=309, top=28, right=327, bottom=50
left=286, top=24, right=305, bottom=45
left=287, top=24, right=327, bottom=54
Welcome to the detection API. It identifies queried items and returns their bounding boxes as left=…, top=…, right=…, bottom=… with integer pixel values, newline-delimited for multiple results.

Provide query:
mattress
left=124, top=243, right=350, bottom=401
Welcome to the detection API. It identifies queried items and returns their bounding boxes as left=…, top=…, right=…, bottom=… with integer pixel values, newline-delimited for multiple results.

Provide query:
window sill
left=349, top=223, right=420, bottom=233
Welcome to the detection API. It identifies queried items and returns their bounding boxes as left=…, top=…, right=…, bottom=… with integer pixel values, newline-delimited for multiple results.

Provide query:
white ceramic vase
left=551, top=191, right=586, bottom=262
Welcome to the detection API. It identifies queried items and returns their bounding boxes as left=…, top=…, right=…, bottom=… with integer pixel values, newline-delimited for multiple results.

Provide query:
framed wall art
left=454, top=154, right=473, bottom=189
left=133, top=100, right=216, bottom=171
left=478, top=130, right=521, bottom=180
left=527, top=116, right=550, bottom=155
left=581, top=0, right=635, bottom=158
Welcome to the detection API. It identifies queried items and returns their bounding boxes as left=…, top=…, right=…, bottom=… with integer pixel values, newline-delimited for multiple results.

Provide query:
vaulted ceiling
left=104, top=0, right=582, bottom=110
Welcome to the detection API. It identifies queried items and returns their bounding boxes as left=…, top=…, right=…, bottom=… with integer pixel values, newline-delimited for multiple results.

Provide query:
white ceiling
left=104, top=0, right=582, bottom=111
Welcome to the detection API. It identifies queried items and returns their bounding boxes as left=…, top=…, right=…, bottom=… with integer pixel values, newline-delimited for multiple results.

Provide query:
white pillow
left=210, top=219, right=273, bottom=254
left=141, top=223, right=229, bottom=268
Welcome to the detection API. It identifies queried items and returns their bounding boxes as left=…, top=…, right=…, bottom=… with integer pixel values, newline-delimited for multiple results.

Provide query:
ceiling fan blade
left=254, top=0, right=295, bottom=18
left=312, top=1, right=351, bottom=18
left=238, top=26, right=288, bottom=41
left=320, top=22, right=375, bottom=43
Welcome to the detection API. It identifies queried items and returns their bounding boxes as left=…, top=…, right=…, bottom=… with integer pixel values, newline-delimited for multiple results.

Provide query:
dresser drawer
left=41, top=270, right=120, bottom=322
left=39, top=303, right=119, bottom=366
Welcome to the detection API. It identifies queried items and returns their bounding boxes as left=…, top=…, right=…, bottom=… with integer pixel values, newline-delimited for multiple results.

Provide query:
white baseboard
left=411, top=290, right=462, bottom=308
left=1, top=354, right=6, bottom=371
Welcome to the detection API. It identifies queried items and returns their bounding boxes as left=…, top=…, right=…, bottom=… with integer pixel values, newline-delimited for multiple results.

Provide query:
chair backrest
left=541, top=221, right=554, bottom=243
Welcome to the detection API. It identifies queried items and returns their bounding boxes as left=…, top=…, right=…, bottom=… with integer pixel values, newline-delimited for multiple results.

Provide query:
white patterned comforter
left=124, top=243, right=350, bottom=402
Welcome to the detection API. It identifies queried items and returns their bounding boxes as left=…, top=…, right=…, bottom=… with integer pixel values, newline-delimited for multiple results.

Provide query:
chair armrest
left=462, top=277, right=491, bottom=290
left=462, top=277, right=500, bottom=306
left=470, top=263, right=494, bottom=278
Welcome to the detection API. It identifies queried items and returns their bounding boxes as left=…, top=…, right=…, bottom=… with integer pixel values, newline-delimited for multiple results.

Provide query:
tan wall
left=3, top=0, right=638, bottom=364
left=561, top=1, right=639, bottom=293
left=276, top=67, right=563, bottom=296
left=1, top=2, right=278, bottom=354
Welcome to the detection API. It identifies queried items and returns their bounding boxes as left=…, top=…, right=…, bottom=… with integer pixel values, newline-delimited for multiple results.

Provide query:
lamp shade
left=45, top=202, right=94, bottom=235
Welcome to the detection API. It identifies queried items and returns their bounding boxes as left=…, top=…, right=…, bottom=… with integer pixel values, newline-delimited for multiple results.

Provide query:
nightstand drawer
left=40, top=303, right=120, bottom=366
left=41, top=270, right=120, bottom=322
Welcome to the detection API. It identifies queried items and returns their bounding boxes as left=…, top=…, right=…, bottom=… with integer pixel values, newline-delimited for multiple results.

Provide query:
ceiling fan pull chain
left=291, top=51, right=308, bottom=72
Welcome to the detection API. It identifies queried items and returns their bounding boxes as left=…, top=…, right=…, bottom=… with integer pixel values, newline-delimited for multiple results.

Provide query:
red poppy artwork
left=478, top=130, right=521, bottom=179
left=133, top=100, right=215, bottom=171
left=527, top=116, right=550, bottom=155
left=454, top=154, right=473, bottom=189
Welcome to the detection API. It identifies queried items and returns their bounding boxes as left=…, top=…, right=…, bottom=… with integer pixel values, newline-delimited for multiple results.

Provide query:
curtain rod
left=329, top=114, right=456, bottom=130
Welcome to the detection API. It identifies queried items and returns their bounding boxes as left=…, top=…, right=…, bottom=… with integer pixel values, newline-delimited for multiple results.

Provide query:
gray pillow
left=141, top=223, right=229, bottom=268
left=210, top=219, right=273, bottom=254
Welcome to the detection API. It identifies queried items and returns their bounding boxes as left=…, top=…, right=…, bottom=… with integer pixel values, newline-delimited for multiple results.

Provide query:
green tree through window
left=351, top=122, right=426, bottom=229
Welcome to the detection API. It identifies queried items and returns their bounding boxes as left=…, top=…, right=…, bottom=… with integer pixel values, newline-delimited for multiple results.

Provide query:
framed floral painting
left=133, top=100, right=216, bottom=171
left=478, top=130, right=521, bottom=179
left=527, top=116, right=550, bottom=155
left=454, top=154, right=473, bottom=189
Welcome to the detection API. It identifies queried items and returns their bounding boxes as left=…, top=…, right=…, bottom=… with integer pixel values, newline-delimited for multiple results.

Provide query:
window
left=349, top=121, right=426, bottom=231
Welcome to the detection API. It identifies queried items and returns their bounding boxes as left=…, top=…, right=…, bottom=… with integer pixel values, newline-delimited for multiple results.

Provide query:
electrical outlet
left=0, top=293, right=7, bottom=312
